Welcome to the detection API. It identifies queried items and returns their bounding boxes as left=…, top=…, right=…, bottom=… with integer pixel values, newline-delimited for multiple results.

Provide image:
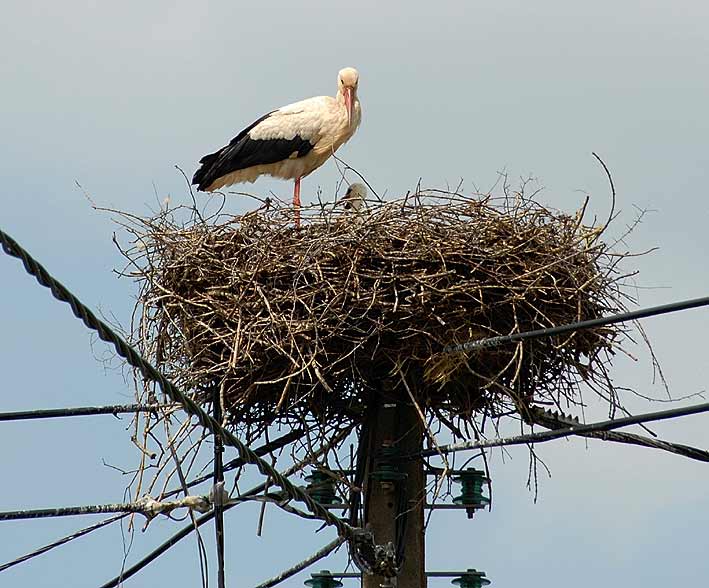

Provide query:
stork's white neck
left=336, top=88, right=361, bottom=130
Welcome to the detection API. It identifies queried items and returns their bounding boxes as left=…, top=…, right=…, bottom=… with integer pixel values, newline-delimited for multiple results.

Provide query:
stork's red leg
left=293, top=177, right=302, bottom=228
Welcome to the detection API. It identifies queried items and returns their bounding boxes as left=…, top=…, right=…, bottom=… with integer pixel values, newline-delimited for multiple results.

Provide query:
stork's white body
left=193, top=68, right=362, bottom=228
left=204, top=95, right=362, bottom=191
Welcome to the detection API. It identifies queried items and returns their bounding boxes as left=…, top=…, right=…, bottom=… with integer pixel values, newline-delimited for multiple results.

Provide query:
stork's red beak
left=344, top=87, right=353, bottom=126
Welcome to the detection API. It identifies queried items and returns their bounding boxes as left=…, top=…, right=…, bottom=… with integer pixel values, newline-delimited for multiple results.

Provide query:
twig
left=591, top=152, right=616, bottom=237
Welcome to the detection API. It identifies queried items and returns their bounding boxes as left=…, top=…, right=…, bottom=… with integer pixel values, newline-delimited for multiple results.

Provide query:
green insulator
left=304, top=570, right=343, bottom=588
left=453, top=468, right=490, bottom=508
left=305, top=470, right=338, bottom=505
left=370, top=463, right=407, bottom=482
left=370, top=446, right=407, bottom=483
left=451, top=569, right=491, bottom=588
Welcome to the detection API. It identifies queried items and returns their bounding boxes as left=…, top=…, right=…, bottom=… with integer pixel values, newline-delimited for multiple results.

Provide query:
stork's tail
left=191, top=150, right=222, bottom=191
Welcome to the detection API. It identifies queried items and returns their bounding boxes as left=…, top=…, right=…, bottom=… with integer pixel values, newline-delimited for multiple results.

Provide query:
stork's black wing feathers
left=192, top=111, right=315, bottom=191
left=192, top=112, right=272, bottom=189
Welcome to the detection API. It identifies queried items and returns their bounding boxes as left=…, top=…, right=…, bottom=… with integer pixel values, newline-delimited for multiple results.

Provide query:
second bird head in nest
left=340, top=182, right=368, bottom=213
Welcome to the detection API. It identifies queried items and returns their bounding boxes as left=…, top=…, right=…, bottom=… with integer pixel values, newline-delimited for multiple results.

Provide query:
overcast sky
left=2, top=1, right=709, bottom=587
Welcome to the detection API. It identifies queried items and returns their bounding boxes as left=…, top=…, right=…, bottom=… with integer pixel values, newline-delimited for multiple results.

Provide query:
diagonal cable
left=0, top=228, right=361, bottom=542
left=527, top=407, right=709, bottom=463
left=416, top=398, right=709, bottom=458
left=0, top=514, right=127, bottom=573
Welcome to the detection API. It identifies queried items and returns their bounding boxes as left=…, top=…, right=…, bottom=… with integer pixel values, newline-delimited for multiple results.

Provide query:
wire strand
left=444, top=294, right=709, bottom=353
left=0, top=404, right=172, bottom=422
left=0, top=502, right=167, bottom=521
left=527, top=408, right=709, bottom=463
left=0, top=514, right=126, bottom=572
left=416, top=398, right=709, bottom=458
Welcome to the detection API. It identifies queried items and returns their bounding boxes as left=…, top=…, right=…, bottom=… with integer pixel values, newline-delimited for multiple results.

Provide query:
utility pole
left=362, top=384, right=425, bottom=588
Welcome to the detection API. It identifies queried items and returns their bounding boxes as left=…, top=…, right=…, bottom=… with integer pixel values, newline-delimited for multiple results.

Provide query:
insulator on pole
left=369, top=445, right=407, bottom=486
left=452, top=468, right=490, bottom=519
left=305, top=470, right=339, bottom=505
left=451, top=569, right=491, bottom=588
left=304, top=570, right=344, bottom=588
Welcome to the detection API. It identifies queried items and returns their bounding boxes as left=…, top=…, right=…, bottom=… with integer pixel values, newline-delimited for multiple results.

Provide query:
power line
left=0, top=228, right=365, bottom=545
left=0, top=495, right=211, bottom=522
left=418, top=398, right=709, bottom=458
left=0, top=514, right=126, bottom=573
left=0, top=404, right=172, bottom=422
left=528, top=408, right=709, bottom=463
left=0, top=503, right=151, bottom=522
left=445, top=294, right=709, bottom=353
left=0, top=477, right=346, bottom=555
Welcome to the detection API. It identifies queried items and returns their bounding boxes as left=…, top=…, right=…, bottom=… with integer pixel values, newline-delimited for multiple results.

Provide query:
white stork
left=341, top=182, right=368, bottom=213
left=192, top=67, right=362, bottom=227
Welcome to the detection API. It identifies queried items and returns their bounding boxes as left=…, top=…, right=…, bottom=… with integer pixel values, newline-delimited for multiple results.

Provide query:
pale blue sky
left=2, top=1, right=709, bottom=587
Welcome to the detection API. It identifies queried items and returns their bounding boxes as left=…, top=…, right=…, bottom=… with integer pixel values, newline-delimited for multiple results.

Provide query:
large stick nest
left=121, top=188, right=633, bottom=439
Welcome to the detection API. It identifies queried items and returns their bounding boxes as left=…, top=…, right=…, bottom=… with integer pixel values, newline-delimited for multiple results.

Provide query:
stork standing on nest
left=192, top=67, right=362, bottom=227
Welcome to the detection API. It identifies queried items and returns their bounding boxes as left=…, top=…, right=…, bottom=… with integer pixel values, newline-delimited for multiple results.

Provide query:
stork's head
left=338, top=67, right=359, bottom=126
left=342, top=182, right=367, bottom=212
